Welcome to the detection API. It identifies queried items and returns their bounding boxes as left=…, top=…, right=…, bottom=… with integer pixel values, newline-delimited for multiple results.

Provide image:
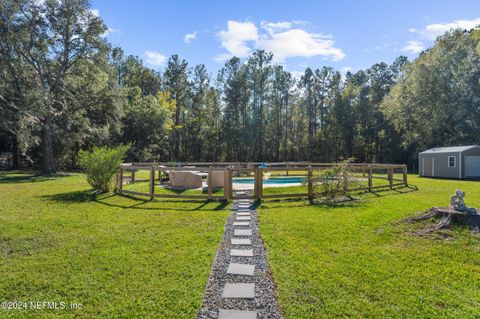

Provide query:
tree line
left=1, top=0, right=480, bottom=174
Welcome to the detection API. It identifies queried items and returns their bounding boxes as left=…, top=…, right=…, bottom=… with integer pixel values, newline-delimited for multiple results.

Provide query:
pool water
left=233, top=177, right=304, bottom=184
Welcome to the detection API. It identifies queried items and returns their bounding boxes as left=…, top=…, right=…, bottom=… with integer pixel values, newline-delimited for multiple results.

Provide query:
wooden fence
left=115, top=162, right=408, bottom=201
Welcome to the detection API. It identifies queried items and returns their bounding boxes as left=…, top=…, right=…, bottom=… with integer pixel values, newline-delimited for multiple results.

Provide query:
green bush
left=312, top=160, right=360, bottom=202
left=79, top=145, right=129, bottom=193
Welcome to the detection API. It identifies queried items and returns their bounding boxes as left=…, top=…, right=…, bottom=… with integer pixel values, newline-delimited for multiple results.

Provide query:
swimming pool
left=233, top=177, right=304, bottom=184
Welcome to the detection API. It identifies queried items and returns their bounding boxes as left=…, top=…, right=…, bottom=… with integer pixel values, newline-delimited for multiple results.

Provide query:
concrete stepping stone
left=218, top=309, right=257, bottom=319
left=231, top=238, right=251, bottom=245
left=233, top=221, right=250, bottom=227
left=234, top=229, right=252, bottom=236
left=237, top=212, right=251, bottom=216
left=237, top=209, right=251, bottom=212
left=227, top=263, right=255, bottom=276
left=236, top=216, right=251, bottom=221
left=230, top=249, right=254, bottom=257
left=222, top=283, right=255, bottom=299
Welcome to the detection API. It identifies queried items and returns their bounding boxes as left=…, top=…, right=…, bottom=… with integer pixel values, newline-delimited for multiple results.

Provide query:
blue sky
left=92, top=0, right=480, bottom=75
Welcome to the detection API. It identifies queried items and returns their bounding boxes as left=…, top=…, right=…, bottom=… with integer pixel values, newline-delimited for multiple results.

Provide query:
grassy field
left=0, top=171, right=228, bottom=319
left=2, top=171, right=480, bottom=318
left=260, top=175, right=480, bottom=318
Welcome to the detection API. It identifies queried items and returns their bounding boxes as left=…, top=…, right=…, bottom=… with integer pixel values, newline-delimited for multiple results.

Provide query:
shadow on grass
left=40, top=190, right=228, bottom=212
left=0, top=171, right=69, bottom=184
left=361, top=185, right=418, bottom=198
left=258, top=185, right=419, bottom=210
left=159, top=186, right=224, bottom=195
left=40, top=190, right=101, bottom=203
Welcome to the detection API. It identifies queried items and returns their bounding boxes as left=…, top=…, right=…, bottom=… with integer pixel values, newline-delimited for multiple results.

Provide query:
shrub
left=312, top=160, right=360, bottom=202
left=78, top=145, right=129, bottom=193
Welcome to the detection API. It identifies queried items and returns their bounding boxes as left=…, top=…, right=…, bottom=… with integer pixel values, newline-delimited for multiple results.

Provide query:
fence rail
left=115, top=162, right=408, bottom=201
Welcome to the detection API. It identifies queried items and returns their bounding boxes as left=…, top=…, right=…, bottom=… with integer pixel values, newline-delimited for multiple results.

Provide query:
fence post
left=308, top=166, right=313, bottom=201
left=149, top=165, right=155, bottom=199
left=115, top=170, right=120, bottom=193
left=258, top=168, right=264, bottom=199
left=152, top=163, right=156, bottom=181
left=343, top=164, right=349, bottom=192
left=208, top=166, right=213, bottom=200
left=388, top=164, right=393, bottom=189
left=403, top=164, right=408, bottom=186
left=131, top=169, right=136, bottom=183
left=229, top=169, right=233, bottom=199
left=368, top=165, right=372, bottom=191
left=224, top=167, right=230, bottom=200
left=286, top=163, right=289, bottom=176
left=119, top=167, right=124, bottom=192
left=254, top=168, right=260, bottom=200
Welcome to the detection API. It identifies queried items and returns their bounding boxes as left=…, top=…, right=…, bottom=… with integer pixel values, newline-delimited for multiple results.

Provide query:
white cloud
left=412, top=17, right=480, bottom=40
left=214, top=53, right=234, bottom=63
left=145, top=51, right=166, bottom=66
left=184, top=31, right=197, bottom=43
left=402, top=40, right=424, bottom=54
left=89, top=8, right=100, bottom=17
left=257, top=29, right=345, bottom=62
left=261, top=21, right=293, bottom=34
left=215, top=20, right=344, bottom=63
left=216, top=21, right=258, bottom=60
left=102, top=27, right=121, bottom=37
left=108, top=27, right=121, bottom=34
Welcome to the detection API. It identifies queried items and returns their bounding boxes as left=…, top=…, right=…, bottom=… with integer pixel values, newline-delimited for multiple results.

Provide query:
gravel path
left=197, top=196, right=283, bottom=319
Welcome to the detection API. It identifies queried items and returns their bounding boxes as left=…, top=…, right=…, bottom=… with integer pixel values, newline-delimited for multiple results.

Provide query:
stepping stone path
left=237, top=212, right=251, bottom=216
left=233, top=222, right=250, bottom=227
left=197, top=192, right=283, bottom=319
left=231, top=238, right=251, bottom=245
left=218, top=310, right=257, bottom=319
left=234, top=229, right=252, bottom=236
left=230, top=249, right=254, bottom=257
left=227, top=263, right=255, bottom=276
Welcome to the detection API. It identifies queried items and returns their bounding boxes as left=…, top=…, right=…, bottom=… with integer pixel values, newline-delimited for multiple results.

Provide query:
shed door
left=423, top=157, right=434, bottom=177
left=465, top=156, right=480, bottom=177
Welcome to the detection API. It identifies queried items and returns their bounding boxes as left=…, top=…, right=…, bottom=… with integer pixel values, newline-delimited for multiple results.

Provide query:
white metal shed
left=419, top=145, right=480, bottom=179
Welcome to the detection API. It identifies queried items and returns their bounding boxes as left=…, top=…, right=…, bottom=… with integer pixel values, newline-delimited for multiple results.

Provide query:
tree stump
left=404, top=207, right=480, bottom=235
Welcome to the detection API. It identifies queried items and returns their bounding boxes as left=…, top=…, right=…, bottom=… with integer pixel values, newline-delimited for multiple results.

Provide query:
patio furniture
left=169, top=171, right=203, bottom=188
left=209, top=170, right=224, bottom=188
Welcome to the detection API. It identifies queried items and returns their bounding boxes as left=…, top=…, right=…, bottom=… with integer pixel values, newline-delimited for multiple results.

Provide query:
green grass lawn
left=0, top=171, right=228, bottom=319
left=2, top=172, right=480, bottom=318
left=260, top=175, right=480, bottom=318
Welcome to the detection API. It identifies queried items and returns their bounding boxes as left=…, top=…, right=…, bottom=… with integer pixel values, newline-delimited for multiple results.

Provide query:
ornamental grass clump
left=79, top=145, right=129, bottom=193
left=312, top=159, right=360, bottom=202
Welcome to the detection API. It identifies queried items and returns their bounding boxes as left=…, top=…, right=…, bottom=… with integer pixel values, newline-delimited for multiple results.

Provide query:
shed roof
left=419, top=145, right=479, bottom=155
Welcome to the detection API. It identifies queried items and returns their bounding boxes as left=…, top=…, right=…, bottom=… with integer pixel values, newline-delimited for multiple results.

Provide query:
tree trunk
left=41, top=116, right=55, bottom=174
left=11, top=137, right=20, bottom=169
